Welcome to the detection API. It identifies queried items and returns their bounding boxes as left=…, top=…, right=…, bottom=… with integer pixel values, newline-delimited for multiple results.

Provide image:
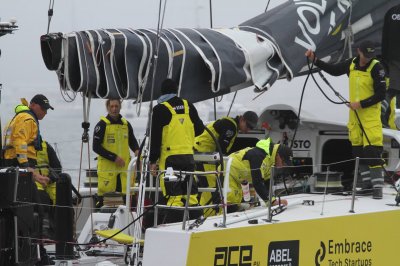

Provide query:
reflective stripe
left=19, top=144, right=28, bottom=150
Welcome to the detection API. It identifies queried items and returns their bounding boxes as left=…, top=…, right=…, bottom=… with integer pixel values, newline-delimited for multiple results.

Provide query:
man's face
left=357, top=48, right=372, bottom=63
left=107, top=100, right=121, bottom=119
left=31, top=103, right=47, bottom=120
left=239, top=117, right=251, bottom=133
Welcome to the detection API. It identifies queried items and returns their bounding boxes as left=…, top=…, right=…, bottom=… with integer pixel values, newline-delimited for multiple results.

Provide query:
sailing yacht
left=1, top=0, right=400, bottom=265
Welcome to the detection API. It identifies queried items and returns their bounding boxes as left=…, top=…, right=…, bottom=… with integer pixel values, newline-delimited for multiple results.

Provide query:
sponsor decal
left=291, top=139, right=311, bottom=149
left=392, top=14, right=400, bottom=20
left=213, top=245, right=253, bottom=266
left=293, top=0, right=351, bottom=50
left=315, top=241, right=326, bottom=266
left=268, top=240, right=299, bottom=266
left=106, top=135, right=115, bottom=143
left=226, top=129, right=234, bottom=138
left=314, top=239, right=373, bottom=266
left=174, top=105, right=184, bottom=110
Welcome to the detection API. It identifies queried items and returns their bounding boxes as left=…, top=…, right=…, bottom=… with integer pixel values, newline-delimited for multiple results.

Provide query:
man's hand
left=150, top=163, right=158, bottom=176
left=272, top=198, right=288, bottom=207
left=349, top=101, right=361, bottom=110
left=33, top=172, right=50, bottom=187
left=305, top=49, right=316, bottom=61
left=115, top=156, right=125, bottom=167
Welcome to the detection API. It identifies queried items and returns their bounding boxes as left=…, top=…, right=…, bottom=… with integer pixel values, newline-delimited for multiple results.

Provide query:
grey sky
left=0, top=0, right=270, bottom=88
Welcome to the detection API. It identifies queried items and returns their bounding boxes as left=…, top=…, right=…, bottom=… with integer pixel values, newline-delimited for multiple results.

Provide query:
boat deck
left=47, top=186, right=400, bottom=265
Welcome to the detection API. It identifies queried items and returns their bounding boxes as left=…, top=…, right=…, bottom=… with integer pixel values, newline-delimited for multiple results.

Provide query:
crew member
left=194, top=111, right=258, bottom=215
left=2, top=94, right=54, bottom=265
left=305, top=40, right=386, bottom=199
left=225, top=138, right=290, bottom=213
left=149, top=78, right=204, bottom=223
left=35, top=140, right=62, bottom=240
left=36, top=140, right=61, bottom=204
left=93, top=99, right=139, bottom=207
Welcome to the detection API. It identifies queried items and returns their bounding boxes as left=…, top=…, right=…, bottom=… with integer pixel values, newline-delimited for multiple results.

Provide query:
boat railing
left=123, top=155, right=230, bottom=234
left=152, top=161, right=230, bottom=230
left=105, top=154, right=377, bottom=244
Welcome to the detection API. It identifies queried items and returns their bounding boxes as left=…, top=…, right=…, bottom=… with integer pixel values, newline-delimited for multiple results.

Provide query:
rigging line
left=226, top=91, right=238, bottom=117
left=145, top=0, right=167, bottom=160
left=213, top=98, right=217, bottom=120
left=209, top=0, right=218, bottom=120
left=46, top=0, right=55, bottom=34
left=77, top=91, right=94, bottom=236
left=289, top=57, right=314, bottom=150
left=57, top=37, right=78, bottom=103
left=308, top=60, right=346, bottom=105
left=264, top=0, right=271, bottom=12
left=53, top=142, right=63, bottom=166
left=209, top=0, right=213, bottom=28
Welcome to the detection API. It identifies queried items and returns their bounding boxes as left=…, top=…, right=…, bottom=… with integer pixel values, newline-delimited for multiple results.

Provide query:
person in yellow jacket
left=35, top=140, right=62, bottom=205
left=387, top=97, right=399, bottom=130
left=381, top=78, right=399, bottom=130
left=194, top=111, right=258, bottom=214
left=149, top=79, right=205, bottom=223
left=35, top=140, right=62, bottom=243
left=93, top=99, right=139, bottom=208
left=306, top=40, right=386, bottom=199
left=2, top=94, right=54, bottom=265
left=2, top=94, right=53, bottom=185
left=225, top=138, right=290, bottom=213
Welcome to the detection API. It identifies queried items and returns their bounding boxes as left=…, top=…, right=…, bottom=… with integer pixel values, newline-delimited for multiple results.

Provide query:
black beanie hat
left=161, top=79, right=178, bottom=95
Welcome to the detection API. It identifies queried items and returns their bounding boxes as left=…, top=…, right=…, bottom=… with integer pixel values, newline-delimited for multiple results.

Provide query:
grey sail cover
left=41, top=0, right=400, bottom=103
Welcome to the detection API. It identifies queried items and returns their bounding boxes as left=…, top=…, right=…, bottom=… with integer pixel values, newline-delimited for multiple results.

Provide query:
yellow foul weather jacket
left=227, top=139, right=279, bottom=204
left=159, top=99, right=197, bottom=206
left=97, top=116, right=132, bottom=196
left=3, top=103, right=40, bottom=166
left=348, top=58, right=383, bottom=146
left=36, top=141, right=57, bottom=204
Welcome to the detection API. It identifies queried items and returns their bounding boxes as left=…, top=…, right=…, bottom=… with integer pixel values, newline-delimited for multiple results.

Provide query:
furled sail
left=41, top=0, right=400, bottom=103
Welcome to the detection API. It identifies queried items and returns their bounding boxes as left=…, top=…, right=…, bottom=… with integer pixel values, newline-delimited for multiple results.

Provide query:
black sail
left=41, top=0, right=400, bottom=102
